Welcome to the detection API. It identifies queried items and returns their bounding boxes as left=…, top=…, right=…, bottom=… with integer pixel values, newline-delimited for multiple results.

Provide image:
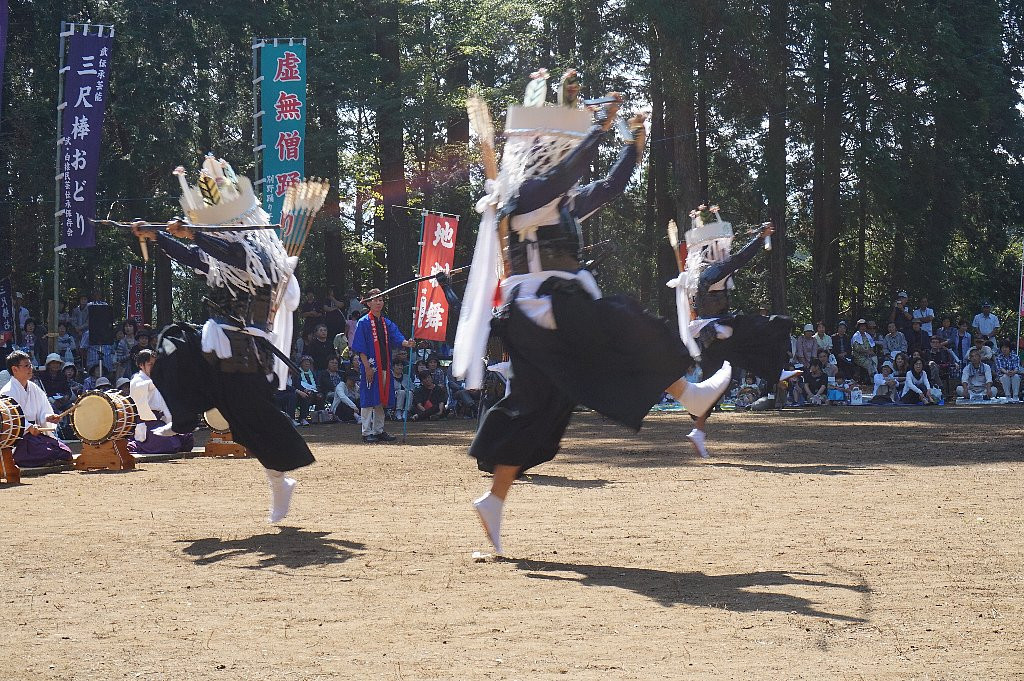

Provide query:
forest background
left=1, top=0, right=1023, bottom=334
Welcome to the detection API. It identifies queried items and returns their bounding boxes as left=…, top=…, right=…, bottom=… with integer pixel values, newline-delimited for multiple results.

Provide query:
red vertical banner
left=126, top=264, right=144, bottom=323
left=413, top=213, right=459, bottom=341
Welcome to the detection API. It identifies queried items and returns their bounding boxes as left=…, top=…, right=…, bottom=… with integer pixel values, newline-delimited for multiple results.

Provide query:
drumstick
left=53, top=402, right=78, bottom=421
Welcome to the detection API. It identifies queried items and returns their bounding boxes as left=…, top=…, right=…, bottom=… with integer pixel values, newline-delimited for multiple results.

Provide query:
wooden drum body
left=0, top=396, right=25, bottom=483
left=202, top=408, right=247, bottom=458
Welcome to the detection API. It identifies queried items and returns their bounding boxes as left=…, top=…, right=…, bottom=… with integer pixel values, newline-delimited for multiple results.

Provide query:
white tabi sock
left=679, top=361, right=732, bottom=416
left=473, top=491, right=504, bottom=555
left=265, top=468, right=297, bottom=523
left=687, top=428, right=710, bottom=458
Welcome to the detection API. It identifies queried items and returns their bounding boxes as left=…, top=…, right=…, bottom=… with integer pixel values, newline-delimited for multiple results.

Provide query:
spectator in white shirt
left=972, top=302, right=1000, bottom=347
left=912, top=297, right=934, bottom=335
left=851, top=319, right=877, bottom=378
left=900, top=357, right=936, bottom=404
left=957, top=348, right=997, bottom=399
left=870, top=361, right=899, bottom=404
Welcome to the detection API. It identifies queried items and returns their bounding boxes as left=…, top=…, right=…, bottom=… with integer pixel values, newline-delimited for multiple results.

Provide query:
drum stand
left=0, top=447, right=20, bottom=484
left=202, top=430, right=249, bottom=458
left=75, top=439, right=136, bottom=471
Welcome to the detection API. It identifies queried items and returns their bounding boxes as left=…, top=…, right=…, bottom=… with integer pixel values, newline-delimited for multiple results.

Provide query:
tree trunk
left=764, top=0, right=789, bottom=314
left=810, top=2, right=843, bottom=325
left=374, top=1, right=412, bottom=292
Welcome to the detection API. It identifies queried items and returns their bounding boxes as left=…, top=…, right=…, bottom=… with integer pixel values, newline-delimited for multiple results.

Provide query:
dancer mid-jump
left=453, top=70, right=732, bottom=555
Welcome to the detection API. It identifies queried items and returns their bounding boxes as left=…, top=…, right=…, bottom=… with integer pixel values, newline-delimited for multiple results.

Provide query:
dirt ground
left=1, top=406, right=1022, bottom=680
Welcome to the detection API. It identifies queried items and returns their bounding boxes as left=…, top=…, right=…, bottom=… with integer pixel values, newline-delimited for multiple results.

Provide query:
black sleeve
left=155, top=232, right=208, bottom=273
left=572, top=143, right=639, bottom=220
left=698, top=234, right=766, bottom=292
left=193, top=233, right=249, bottom=270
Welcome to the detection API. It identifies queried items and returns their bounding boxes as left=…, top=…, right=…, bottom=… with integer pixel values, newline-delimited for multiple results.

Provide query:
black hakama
left=470, top=278, right=693, bottom=474
left=152, top=322, right=314, bottom=472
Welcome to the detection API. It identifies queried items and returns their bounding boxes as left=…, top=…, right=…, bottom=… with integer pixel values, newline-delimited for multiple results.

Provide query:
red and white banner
left=413, top=213, right=459, bottom=341
left=126, top=264, right=144, bottom=323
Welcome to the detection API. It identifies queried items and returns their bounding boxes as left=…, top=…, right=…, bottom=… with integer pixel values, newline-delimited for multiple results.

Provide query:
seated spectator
left=128, top=348, right=194, bottom=454
left=935, top=316, right=956, bottom=348
left=900, top=357, right=936, bottom=405
left=972, top=302, right=1000, bottom=348
left=813, top=321, right=832, bottom=352
left=971, top=335, right=996, bottom=374
left=795, top=324, right=818, bottom=368
left=391, top=359, right=413, bottom=420
left=275, top=370, right=300, bottom=424
left=70, top=294, right=89, bottom=339
left=0, top=351, right=73, bottom=466
left=871, top=361, right=899, bottom=404
left=317, top=357, right=345, bottom=412
left=300, top=290, right=324, bottom=338
left=950, top=320, right=972, bottom=364
left=958, top=348, right=997, bottom=400
left=411, top=370, right=448, bottom=421
left=815, top=349, right=838, bottom=379
left=19, top=319, right=42, bottom=365
left=920, top=335, right=959, bottom=394
left=892, top=353, right=910, bottom=392
left=82, top=363, right=102, bottom=392
left=851, top=319, right=877, bottom=380
left=333, top=330, right=351, bottom=362
left=55, top=322, right=77, bottom=365
left=36, top=353, right=74, bottom=415
left=446, top=366, right=480, bottom=418
left=831, top=321, right=856, bottom=380
left=128, top=332, right=152, bottom=376
left=114, top=321, right=137, bottom=380
left=802, top=360, right=828, bottom=405
left=295, top=356, right=324, bottom=425
left=994, top=340, right=1021, bottom=400
left=116, top=377, right=131, bottom=397
left=62, top=363, right=83, bottom=400
left=425, top=354, right=446, bottom=387
left=906, top=319, right=930, bottom=356
left=882, top=321, right=907, bottom=359
left=332, top=370, right=362, bottom=423
left=913, top=297, right=935, bottom=335
left=321, top=286, right=347, bottom=341
left=306, top=324, right=335, bottom=371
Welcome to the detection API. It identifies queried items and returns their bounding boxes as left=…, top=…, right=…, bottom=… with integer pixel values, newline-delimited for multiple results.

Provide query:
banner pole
left=403, top=210, right=428, bottom=443
left=52, top=21, right=70, bottom=353
left=1017, top=240, right=1023, bottom=355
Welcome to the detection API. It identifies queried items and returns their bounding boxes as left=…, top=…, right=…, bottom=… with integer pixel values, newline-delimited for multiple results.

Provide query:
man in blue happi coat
left=350, top=288, right=416, bottom=443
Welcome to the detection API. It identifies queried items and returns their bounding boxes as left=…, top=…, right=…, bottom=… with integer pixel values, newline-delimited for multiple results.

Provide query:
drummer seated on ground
left=1, top=350, right=72, bottom=467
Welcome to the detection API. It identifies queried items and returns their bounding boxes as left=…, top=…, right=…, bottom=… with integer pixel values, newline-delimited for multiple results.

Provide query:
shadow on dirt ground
left=177, top=526, right=366, bottom=570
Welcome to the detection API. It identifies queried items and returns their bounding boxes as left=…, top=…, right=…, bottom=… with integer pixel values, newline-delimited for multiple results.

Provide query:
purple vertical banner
left=0, top=277, right=14, bottom=341
left=59, top=29, right=113, bottom=248
left=0, top=0, right=8, bottom=121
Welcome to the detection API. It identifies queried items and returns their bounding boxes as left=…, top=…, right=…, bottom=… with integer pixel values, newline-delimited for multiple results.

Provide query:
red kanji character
left=275, top=131, right=302, bottom=162
left=273, top=51, right=302, bottom=82
left=274, top=91, right=303, bottom=121
left=274, top=171, right=302, bottom=197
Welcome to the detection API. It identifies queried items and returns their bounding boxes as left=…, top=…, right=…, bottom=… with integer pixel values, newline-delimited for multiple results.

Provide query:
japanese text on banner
left=0, top=277, right=14, bottom=340
left=60, top=31, right=113, bottom=248
left=126, top=265, right=144, bottom=323
left=414, top=214, right=460, bottom=342
left=259, top=42, right=306, bottom=224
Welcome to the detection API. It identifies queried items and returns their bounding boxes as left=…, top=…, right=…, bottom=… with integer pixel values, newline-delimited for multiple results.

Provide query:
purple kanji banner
left=59, top=29, right=113, bottom=248
left=0, top=277, right=14, bottom=339
left=0, top=0, right=8, bottom=121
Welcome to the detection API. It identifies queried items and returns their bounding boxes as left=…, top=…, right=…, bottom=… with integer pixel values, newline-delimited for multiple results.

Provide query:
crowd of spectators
left=5, top=285, right=1023, bottom=438
left=770, top=292, right=1021, bottom=407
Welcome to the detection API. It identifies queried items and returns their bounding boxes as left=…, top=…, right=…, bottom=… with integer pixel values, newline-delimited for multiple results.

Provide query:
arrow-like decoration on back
left=524, top=68, right=549, bottom=107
